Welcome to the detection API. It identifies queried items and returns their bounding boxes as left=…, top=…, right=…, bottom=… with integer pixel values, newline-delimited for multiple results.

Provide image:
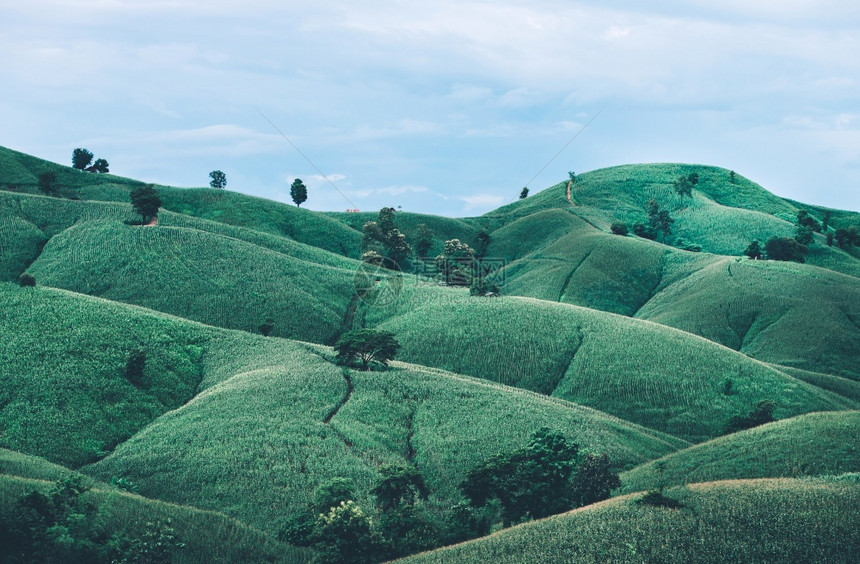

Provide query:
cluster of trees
left=673, top=172, right=699, bottom=198
left=0, top=476, right=182, bottom=563
left=72, top=148, right=109, bottom=173
left=362, top=207, right=412, bottom=270
left=462, top=428, right=619, bottom=527
left=745, top=209, right=860, bottom=263
left=283, top=428, right=620, bottom=563
left=626, top=199, right=673, bottom=241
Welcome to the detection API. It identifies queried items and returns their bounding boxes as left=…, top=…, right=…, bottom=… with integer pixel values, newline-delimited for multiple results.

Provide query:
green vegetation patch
left=400, top=477, right=860, bottom=564
left=621, top=412, right=860, bottom=493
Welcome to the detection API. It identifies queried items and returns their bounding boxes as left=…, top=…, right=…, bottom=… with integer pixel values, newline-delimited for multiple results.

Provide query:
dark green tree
left=209, top=170, right=227, bottom=189
left=259, top=318, right=275, bottom=337
left=822, top=210, right=832, bottom=232
left=313, top=501, right=380, bottom=564
left=632, top=222, right=657, bottom=240
left=473, top=231, right=491, bottom=258
left=436, top=239, right=476, bottom=286
left=796, top=210, right=821, bottom=232
left=647, top=199, right=673, bottom=240
left=334, top=329, right=400, bottom=371
left=570, top=453, right=620, bottom=507
left=362, top=207, right=411, bottom=268
left=765, top=237, right=807, bottom=263
left=834, top=227, right=859, bottom=249
left=72, top=148, right=93, bottom=170
left=673, top=175, right=692, bottom=198
left=125, top=349, right=146, bottom=385
left=744, top=240, right=763, bottom=259
left=372, top=464, right=429, bottom=513
left=17, top=273, right=36, bottom=287
left=314, top=478, right=357, bottom=514
left=461, top=427, right=579, bottom=526
left=795, top=225, right=814, bottom=245
left=729, top=170, right=736, bottom=184
left=415, top=223, right=434, bottom=257
left=610, top=222, right=628, bottom=236
left=723, top=400, right=776, bottom=434
left=519, top=187, right=529, bottom=199
left=86, top=158, right=110, bottom=173
left=130, top=185, right=162, bottom=223
left=37, top=171, right=58, bottom=196
left=568, top=171, right=576, bottom=183
left=826, top=232, right=834, bottom=246
left=291, top=178, right=308, bottom=207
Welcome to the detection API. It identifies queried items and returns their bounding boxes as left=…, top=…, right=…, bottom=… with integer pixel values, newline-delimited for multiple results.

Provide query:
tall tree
left=519, top=187, right=529, bottom=199
left=334, top=329, right=400, bottom=371
left=130, top=184, right=162, bottom=223
left=290, top=178, right=308, bottom=207
left=86, top=158, right=110, bottom=173
left=209, top=170, right=227, bottom=189
left=72, top=148, right=93, bottom=170
left=37, top=172, right=58, bottom=196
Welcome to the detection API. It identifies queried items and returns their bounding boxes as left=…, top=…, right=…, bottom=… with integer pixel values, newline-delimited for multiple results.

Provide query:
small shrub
left=610, top=222, right=628, bottom=236
left=17, top=273, right=36, bottom=287
left=636, top=490, right=683, bottom=509
left=125, top=349, right=146, bottom=385
left=632, top=222, right=657, bottom=240
left=259, top=318, right=275, bottom=337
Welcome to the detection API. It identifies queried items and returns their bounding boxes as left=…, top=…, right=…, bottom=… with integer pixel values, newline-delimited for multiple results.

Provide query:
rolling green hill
left=363, top=284, right=855, bottom=442
left=620, top=411, right=860, bottom=493
left=2, top=145, right=858, bottom=563
left=0, top=451, right=300, bottom=563
left=400, top=477, right=860, bottom=564
left=26, top=219, right=355, bottom=343
left=85, top=338, right=684, bottom=536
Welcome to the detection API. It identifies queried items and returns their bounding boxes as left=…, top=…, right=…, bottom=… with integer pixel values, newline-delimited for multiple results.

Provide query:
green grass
left=26, top=219, right=356, bottom=343
left=770, top=365, right=860, bottom=403
left=0, top=283, right=216, bottom=467
left=85, top=337, right=684, bottom=536
left=635, top=257, right=860, bottom=380
left=399, top=477, right=860, bottom=564
left=0, top=472, right=301, bottom=563
left=362, top=284, right=855, bottom=442
left=620, top=412, right=860, bottom=493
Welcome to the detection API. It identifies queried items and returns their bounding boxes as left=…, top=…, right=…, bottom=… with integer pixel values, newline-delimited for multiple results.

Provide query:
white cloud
left=459, top=193, right=505, bottom=212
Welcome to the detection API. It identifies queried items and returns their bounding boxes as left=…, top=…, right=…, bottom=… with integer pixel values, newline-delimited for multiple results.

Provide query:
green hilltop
left=1, top=144, right=859, bottom=562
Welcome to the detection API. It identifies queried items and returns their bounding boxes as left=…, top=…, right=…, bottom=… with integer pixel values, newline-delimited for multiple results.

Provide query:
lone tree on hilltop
left=291, top=178, right=308, bottom=207
left=209, top=170, right=227, bottom=189
left=72, top=148, right=94, bottom=170
left=520, top=187, right=529, bottom=199
left=130, top=184, right=162, bottom=224
left=334, top=329, right=400, bottom=371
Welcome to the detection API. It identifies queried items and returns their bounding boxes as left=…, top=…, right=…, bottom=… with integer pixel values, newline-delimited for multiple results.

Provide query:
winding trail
left=566, top=180, right=574, bottom=204
left=323, top=371, right=354, bottom=424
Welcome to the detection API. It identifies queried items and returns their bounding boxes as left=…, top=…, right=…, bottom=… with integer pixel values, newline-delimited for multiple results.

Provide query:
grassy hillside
left=620, top=412, right=860, bottom=493
left=364, top=284, right=855, bottom=442
left=26, top=219, right=355, bottom=343
left=0, top=471, right=299, bottom=563
left=86, top=337, right=684, bottom=536
left=482, top=198, right=860, bottom=381
left=635, top=256, right=860, bottom=380
left=0, top=283, right=216, bottom=467
left=400, top=477, right=860, bottom=564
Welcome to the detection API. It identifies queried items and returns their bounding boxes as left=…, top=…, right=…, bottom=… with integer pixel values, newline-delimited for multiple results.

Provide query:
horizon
left=2, top=1, right=859, bottom=215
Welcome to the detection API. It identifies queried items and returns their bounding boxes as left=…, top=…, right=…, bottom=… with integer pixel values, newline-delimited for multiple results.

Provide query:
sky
left=2, top=0, right=859, bottom=216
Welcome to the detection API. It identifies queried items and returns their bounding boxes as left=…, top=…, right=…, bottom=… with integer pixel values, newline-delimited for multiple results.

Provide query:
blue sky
left=2, top=1, right=859, bottom=215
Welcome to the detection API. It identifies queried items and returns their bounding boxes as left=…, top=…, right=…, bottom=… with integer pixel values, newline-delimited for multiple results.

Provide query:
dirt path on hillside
left=323, top=371, right=354, bottom=424
left=566, top=180, right=573, bottom=204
